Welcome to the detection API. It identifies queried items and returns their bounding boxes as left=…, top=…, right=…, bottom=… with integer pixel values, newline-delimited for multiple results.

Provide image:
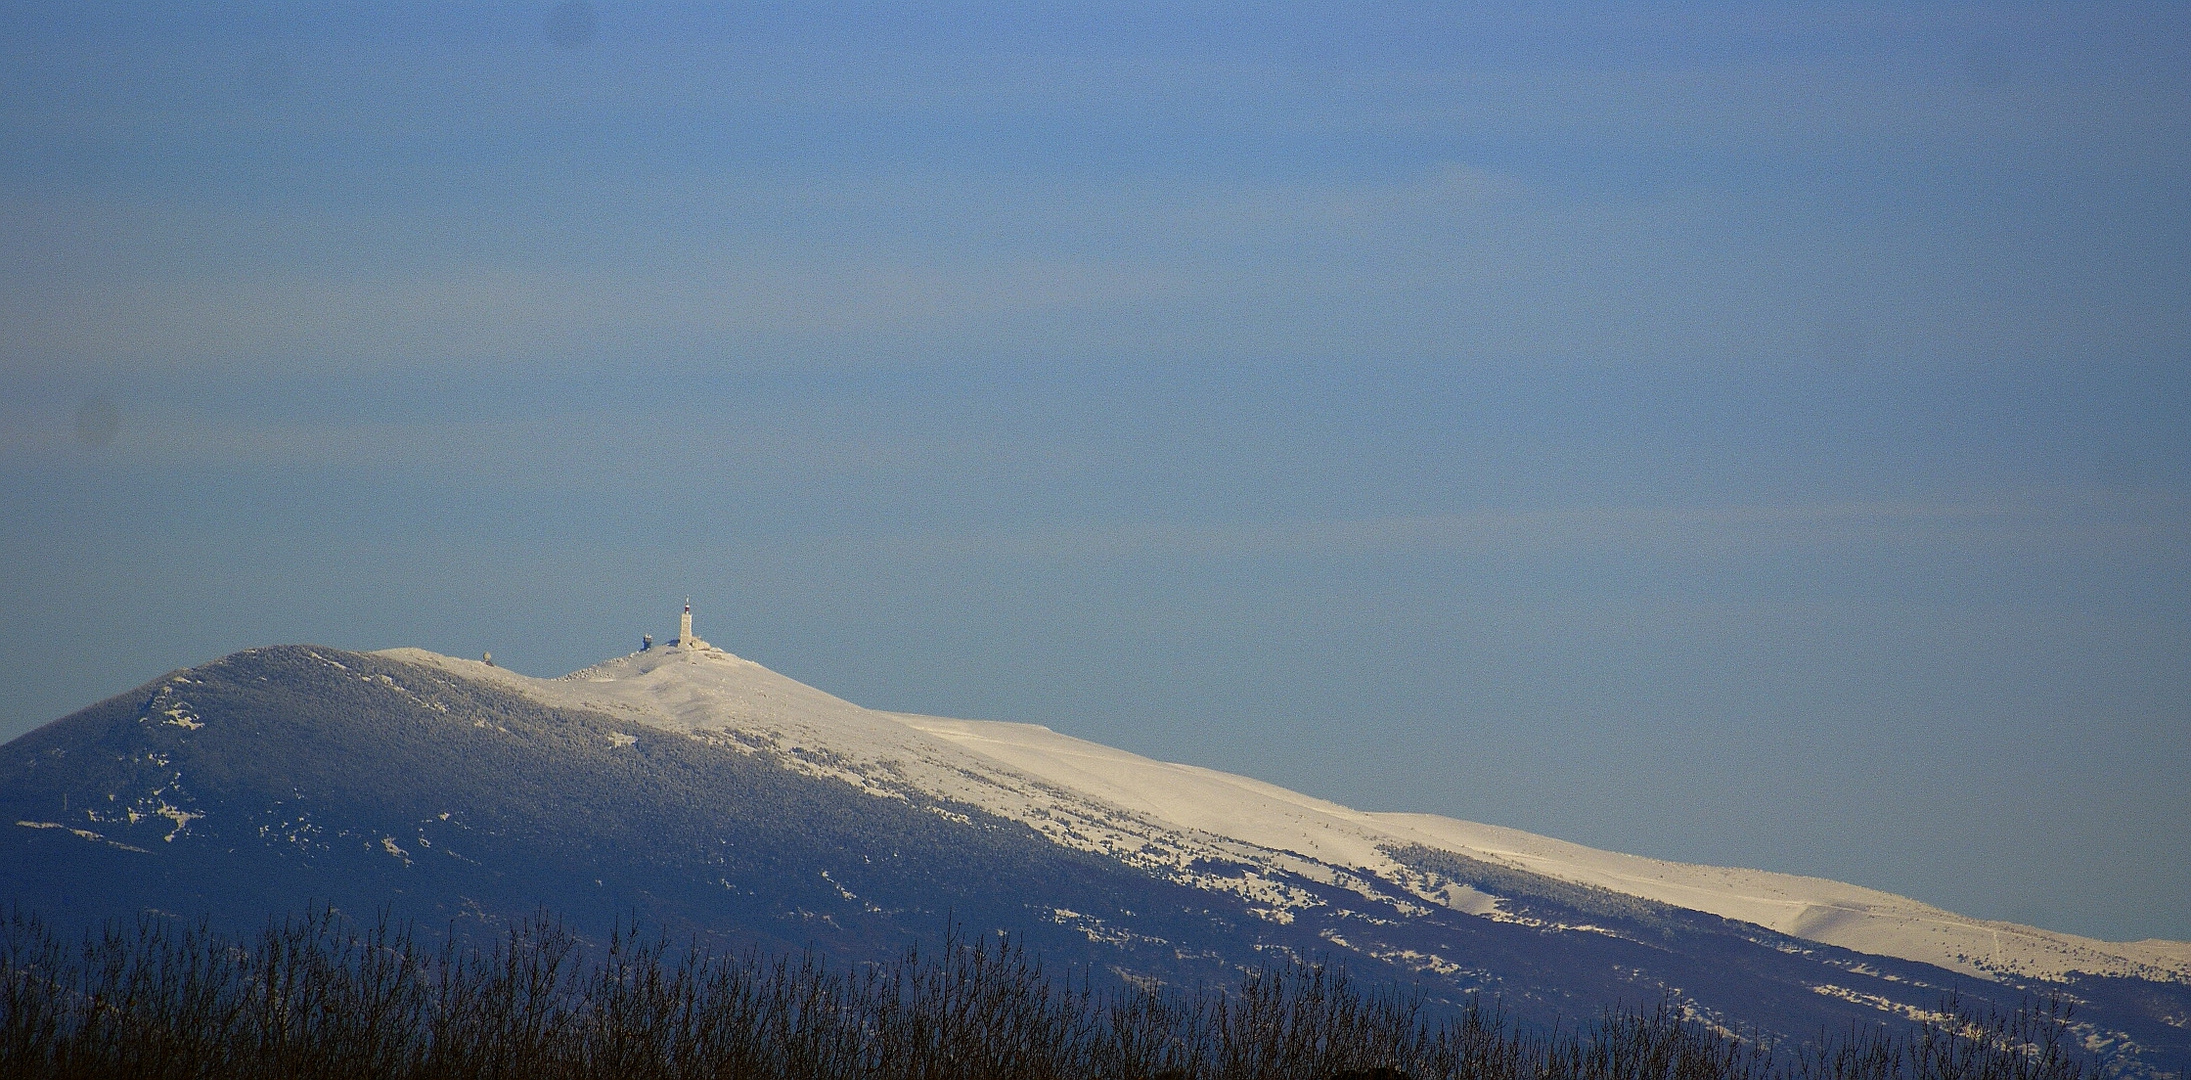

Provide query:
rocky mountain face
left=3, top=644, right=2186, bottom=1076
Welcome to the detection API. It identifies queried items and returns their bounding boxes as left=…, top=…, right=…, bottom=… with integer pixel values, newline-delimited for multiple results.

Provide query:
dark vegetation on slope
left=0, top=906, right=2098, bottom=1080
left=1385, top=845, right=1802, bottom=945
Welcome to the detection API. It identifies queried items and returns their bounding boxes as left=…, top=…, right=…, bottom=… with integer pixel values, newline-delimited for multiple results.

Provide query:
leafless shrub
left=0, top=906, right=2095, bottom=1080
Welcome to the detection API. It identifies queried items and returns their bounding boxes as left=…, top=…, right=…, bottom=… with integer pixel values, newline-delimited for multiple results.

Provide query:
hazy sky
left=3, top=2, right=2186, bottom=943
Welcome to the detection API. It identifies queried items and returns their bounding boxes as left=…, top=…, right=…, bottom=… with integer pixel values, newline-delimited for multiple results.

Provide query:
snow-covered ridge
left=373, top=645, right=2191, bottom=985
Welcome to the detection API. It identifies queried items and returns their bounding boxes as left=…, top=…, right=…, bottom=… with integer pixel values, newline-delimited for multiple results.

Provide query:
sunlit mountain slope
left=380, top=643, right=2191, bottom=985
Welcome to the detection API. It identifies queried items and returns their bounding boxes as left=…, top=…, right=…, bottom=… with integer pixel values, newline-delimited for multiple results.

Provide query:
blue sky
left=2, top=2, right=2186, bottom=942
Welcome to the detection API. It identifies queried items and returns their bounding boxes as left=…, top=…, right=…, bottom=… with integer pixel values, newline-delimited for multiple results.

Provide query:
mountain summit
left=5, top=637, right=2187, bottom=1075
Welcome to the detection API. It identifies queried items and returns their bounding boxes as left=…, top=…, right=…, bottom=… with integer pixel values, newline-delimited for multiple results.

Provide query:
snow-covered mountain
left=6, top=638, right=2188, bottom=1075
left=384, top=641, right=2191, bottom=986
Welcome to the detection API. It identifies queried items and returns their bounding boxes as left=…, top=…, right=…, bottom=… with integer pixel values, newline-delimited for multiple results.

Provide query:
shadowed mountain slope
left=3, top=644, right=2185, bottom=1076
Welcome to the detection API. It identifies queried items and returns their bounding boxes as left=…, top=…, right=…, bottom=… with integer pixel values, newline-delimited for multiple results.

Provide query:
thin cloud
left=861, top=496, right=2186, bottom=562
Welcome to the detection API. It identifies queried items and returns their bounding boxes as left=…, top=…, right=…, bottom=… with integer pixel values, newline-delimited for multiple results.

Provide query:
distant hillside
left=2, top=644, right=2185, bottom=1076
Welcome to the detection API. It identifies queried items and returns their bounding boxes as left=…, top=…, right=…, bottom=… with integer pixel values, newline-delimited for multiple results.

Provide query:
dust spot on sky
left=545, top=1, right=598, bottom=49
left=241, top=52, right=295, bottom=101
left=1809, top=316, right=1873, bottom=364
left=75, top=397, right=120, bottom=449
left=1959, top=40, right=2014, bottom=89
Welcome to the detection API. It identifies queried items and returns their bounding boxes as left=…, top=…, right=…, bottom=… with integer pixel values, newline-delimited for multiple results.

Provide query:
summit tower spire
left=669, top=597, right=711, bottom=651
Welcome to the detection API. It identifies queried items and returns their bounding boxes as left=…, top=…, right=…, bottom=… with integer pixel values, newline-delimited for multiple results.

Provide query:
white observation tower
left=675, top=598, right=710, bottom=651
